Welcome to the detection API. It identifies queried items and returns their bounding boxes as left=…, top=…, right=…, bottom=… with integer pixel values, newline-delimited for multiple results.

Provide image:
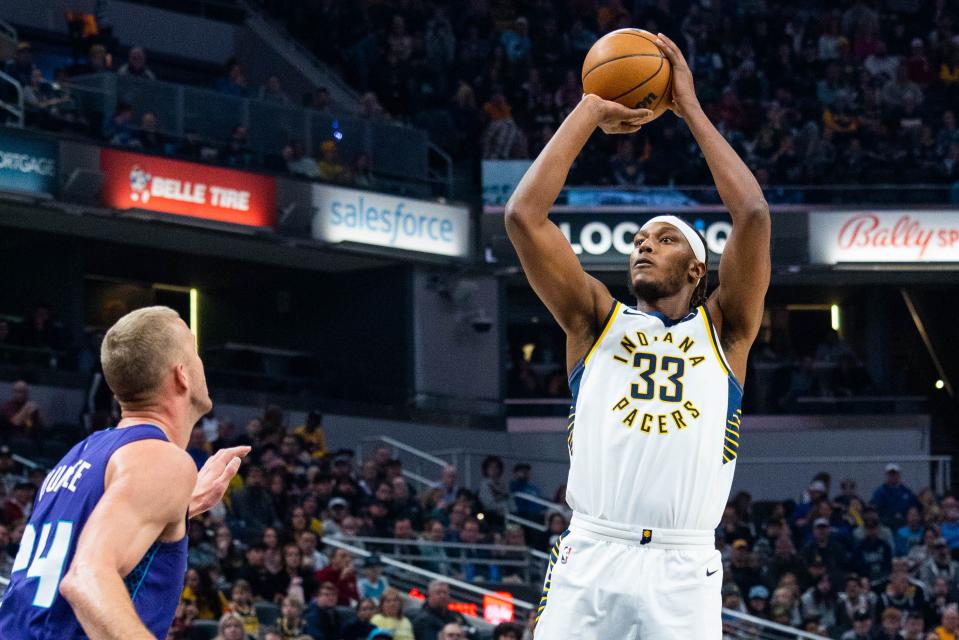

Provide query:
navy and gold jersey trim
left=583, top=300, right=620, bottom=366
left=700, top=305, right=743, bottom=391
left=722, top=377, right=744, bottom=464
left=536, top=529, right=570, bottom=622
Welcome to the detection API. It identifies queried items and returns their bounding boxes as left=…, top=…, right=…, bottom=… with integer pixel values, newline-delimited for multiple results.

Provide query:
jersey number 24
left=10, top=521, right=73, bottom=608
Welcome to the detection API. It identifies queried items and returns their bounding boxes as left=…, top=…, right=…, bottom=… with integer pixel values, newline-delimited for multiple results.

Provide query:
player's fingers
left=218, top=445, right=252, bottom=460
left=217, top=456, right=242, bottom=483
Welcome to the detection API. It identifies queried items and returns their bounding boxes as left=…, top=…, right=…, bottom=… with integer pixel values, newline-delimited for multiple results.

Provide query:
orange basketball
left=581, top=29, right=673, bottom=120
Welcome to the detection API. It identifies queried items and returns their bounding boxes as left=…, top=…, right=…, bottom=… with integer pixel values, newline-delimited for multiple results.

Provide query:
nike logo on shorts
left=706, top=568, right=719, bottom=577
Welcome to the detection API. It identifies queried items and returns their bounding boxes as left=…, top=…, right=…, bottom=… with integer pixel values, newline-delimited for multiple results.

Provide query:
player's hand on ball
left=189, top=445, right=251, bottom=517
left=654, top=33, right=700, bottom=119
left=582, top=93, right=653, bottom=135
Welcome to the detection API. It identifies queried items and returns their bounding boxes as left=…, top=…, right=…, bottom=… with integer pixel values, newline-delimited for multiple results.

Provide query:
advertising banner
left=100, top=149, right=276, bottom=227
left=809, top=210, right=959, bottom=263
left=311, top=184, right=471, bottom=258
left=0, top=129, right=57, bottom=196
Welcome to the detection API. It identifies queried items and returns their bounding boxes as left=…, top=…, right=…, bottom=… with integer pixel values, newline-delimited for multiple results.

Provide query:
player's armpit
left=59, top=440, right=196, bottom=640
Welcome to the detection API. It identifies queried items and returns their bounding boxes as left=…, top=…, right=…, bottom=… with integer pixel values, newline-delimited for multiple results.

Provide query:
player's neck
left=116, top=409, right=189, bottom=449
left=634, top=292, right=693, bottom=320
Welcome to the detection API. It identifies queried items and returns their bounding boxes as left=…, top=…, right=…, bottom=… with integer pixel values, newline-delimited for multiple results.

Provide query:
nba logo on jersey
left=640, top=529, right=653, bottom=545
left=560, top=545, right=573, bottom=564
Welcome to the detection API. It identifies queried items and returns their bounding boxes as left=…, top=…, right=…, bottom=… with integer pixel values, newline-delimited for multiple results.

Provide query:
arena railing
left=358, top=436, right=558, bottom=532
left=323, top=534, right=536, bottom=583
left=321, top=536, right=534, bottom=625
left=61, top=73, right=446, bottom=196
left=0, top=70, right=24, bottom=128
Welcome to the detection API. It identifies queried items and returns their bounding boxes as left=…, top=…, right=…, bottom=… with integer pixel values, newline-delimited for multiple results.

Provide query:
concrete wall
left=410, top=268, right=502, bottom=415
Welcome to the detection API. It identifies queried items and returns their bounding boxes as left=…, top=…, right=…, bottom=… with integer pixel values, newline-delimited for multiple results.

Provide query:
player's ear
left=172, top=362, right=190, bottom=393
left=689, top=259, right=707, bottom=280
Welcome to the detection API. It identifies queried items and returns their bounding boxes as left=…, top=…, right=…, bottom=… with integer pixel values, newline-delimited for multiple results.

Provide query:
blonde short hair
left=101, top=306, right=183, bottom=405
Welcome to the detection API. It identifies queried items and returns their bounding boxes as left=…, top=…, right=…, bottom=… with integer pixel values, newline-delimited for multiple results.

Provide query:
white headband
left=640, top=215, right=706, bottom=262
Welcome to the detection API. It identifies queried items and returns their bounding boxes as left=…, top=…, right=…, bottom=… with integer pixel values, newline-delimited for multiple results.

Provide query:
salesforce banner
left=311, top=184, right=471, bottom=258
left=0, top=129, right=57, bottom=196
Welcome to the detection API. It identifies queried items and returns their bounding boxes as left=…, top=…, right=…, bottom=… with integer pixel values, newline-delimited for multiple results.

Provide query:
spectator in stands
left=878, top=570, right=926, bottom=619
left=873, top=464, right=921, bottom=527
left=842, top=610, right=874, bottom=640
left=801, top=517, right=849, bottom=576
left=186, top=424, right=210, bottom=469
left=855, top=507, right=897, bottom=550
left=855, top=516, right=894, bottom=583
left=1, top=381, right=44, bottom=440
left=318, top=140, right=348, bottom=183
left=351, top=153, right=374, bottom=187
left=239, top=543, right=281, bottom=602
left=187, top=522, right=218, bottom=570
left=231, top=464, right=279, bottom=542
left=835, top=574, right=876, bottom=635
left=217, top=62, right=249, bottom=97
left=223, top=125, right=253, bottom=168
left=293, top=410, right=327, bottom=459
left=213, top=612, right=246, bottom=640
left=492, top=622, right=523, bottom=640
left=118, top=46, right=156, bottom=80
left=438, top=623, right=465, bottom=640
left=935, top=605, right=959, bottom=640
left=903, top=611, right=927, bottom=640
left=450, top=517, right=499, bottom=582
left=411, top=580, right=464, bottom=640
left=304, top=581, right=343, bottom=640
left=747, top=584, right=771, bottom=618
left=103, top=101, right=137, bottom=147
left=276, top=543, right=317, bottom=603
left=372, top=587, right=414, bottom=640
left=509, top=463, right=544, bottom=522
left=306, top=87, right=332, bottom=112
left=284, top=141, right=321, bottom=179
left=343, top=598, right=377, bottom=640
left=4, top=42, right=35, bottom=86
left=226, top=580, right=259, bottom=637
left=358, top=555, right=389, bottom=603
left=276, top=595, right=307, bottom=638
left=921, top=538, right=959, bottom=592
left=314, top=548, right=359, bottom=606
left=477, top=455, right=514, bottom=527
left=876, top=607, right=906, bottom=640
left=800, top=573, right=837, bottom=628
left=435, top=466, right=461, bottom=509
left=259, top=75, right=292, bottom=106
left=181, top=567, right=228, bottom=621
left=898, top=507, right=927, bottom=556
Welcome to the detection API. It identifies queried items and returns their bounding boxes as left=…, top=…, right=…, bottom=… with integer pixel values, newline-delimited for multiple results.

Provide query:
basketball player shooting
left=0, top=307, right=249, bottom=639
left=506, top=34, right=770, bottom=638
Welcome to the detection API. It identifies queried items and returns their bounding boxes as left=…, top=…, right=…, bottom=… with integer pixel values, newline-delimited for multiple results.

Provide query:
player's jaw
left=628, top=249, right=689, bottom=302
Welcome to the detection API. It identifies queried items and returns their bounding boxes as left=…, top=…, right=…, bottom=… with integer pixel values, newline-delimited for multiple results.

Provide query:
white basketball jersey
left=565, top=301, right=744, bottom=531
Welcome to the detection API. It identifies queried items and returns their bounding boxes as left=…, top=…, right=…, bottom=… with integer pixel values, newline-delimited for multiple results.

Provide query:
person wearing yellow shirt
left=936, top=605, right=959, bottom=640
left=371, top=588, right=415, bottom=640
left=293, top=410, right=327, bottom=459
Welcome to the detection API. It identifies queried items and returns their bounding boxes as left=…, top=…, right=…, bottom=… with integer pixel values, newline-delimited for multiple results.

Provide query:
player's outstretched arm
left=505, top=96, right=652, bottom=366
left=655, top=33, right=771, bottom=379
left=59, top=440, right=197, bottom=640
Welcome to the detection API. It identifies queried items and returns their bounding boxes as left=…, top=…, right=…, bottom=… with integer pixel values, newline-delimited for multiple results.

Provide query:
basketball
left=581, top=28, right=673, bottom=120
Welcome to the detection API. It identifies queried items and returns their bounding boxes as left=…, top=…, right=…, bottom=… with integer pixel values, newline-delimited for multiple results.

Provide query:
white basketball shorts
left=534, top=512, right=723, bottom=639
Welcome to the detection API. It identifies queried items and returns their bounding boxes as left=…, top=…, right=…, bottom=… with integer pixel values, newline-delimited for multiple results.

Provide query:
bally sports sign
left=809, top=211, right=959, bottom=264
left=100, top=149, right=276, bottom=228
